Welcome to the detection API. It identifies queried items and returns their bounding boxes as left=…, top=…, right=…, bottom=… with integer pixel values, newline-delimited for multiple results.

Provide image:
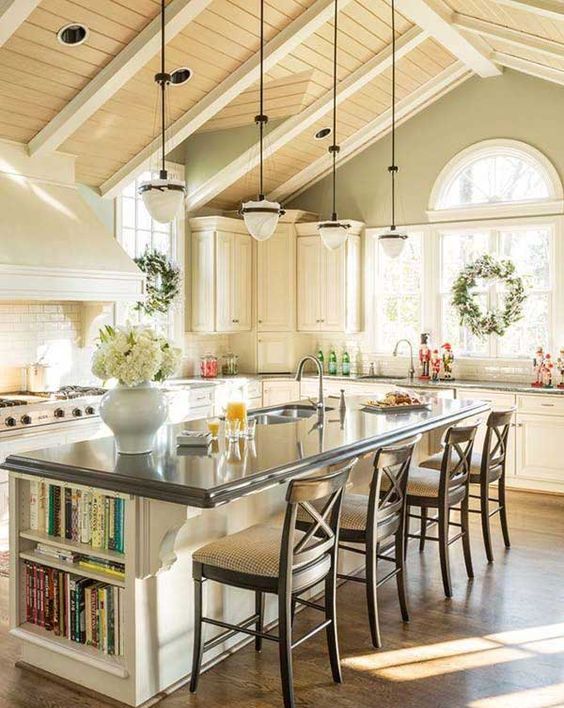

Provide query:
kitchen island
left=2, top=397, right=488, bottom=706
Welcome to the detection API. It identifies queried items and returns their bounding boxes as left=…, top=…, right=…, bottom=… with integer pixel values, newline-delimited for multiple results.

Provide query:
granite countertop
left=168, top=373, right=564, bottom=396
left=2, top=397, right=489, bottom=508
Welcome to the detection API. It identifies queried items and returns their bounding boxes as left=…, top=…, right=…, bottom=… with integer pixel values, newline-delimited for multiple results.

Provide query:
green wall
left=288, top=70, right=564, bottom=226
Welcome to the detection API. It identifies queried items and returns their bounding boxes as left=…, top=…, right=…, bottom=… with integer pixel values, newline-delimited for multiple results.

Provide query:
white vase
left=99, top=382, right=169, bottom=455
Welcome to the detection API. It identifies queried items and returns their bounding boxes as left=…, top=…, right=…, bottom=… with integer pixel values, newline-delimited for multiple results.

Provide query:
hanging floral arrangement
left=451, top=254, right=526, bottom=338
left=134, top=249, right=181, bottom=317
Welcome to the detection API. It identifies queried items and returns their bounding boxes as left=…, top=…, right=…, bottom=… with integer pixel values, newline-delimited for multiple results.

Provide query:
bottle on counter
left=317, top=347, right=325, bottom=373
left=342, top=348, right=350, bottom=376
left=328, top=348, right=338, bottom=376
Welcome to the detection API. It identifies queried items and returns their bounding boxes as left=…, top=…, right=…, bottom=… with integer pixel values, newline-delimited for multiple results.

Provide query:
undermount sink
left=250, top=404, right=334, bottom=425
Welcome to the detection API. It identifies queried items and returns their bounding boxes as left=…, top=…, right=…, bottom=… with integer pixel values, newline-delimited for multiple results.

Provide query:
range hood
left=0, top=140, right=144, bottom=302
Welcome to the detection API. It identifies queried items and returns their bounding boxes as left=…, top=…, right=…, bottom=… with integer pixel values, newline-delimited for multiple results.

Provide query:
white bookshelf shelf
left=19, top=528, right=125, bottom=564
left=19, top=551, right=125, bottom=588
left=11, top=623, right=128, bottom=678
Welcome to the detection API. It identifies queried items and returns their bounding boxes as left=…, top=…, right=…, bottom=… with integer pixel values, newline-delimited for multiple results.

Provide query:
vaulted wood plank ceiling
left=0, top=0, right=561, bottom=211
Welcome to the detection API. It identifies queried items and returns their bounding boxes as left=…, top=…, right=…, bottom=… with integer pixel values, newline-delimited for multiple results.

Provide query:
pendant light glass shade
left=318, top=219, right=350, bottom=250
left=379, top=228, right=407, bottom=259
left=240, top=199, right=284, bottom=241
left=139, top=176, right=185, bottom=224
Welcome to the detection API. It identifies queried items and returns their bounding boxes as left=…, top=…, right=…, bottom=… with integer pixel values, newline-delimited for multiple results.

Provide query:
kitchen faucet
left=295, top=355, right=324, bottom=412
left=393, top=339, right=415, bottom=382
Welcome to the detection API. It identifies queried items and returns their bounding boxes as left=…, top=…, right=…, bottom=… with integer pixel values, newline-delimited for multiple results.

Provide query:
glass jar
left=200, top=354, right=218, bottom=379
left=222, top=352, right=239, bottom=376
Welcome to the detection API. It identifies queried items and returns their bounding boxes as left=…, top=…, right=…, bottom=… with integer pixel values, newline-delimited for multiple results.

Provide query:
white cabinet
left=516, top=413, right=564, bottom=482
left=257, top=224, right=295, bottom=332
left=295, top=224, right=362, bottom=333
left=262, top=380, right=300, bottom=407
left=190, top=219, right=252, bottom=333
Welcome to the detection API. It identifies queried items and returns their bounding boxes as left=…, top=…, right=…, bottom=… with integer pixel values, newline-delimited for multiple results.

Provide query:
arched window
left=430, top=140, right=562, bottom=217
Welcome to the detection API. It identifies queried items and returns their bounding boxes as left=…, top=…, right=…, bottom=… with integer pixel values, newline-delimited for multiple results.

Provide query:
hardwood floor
left=1, top=491, right=564, bottom=707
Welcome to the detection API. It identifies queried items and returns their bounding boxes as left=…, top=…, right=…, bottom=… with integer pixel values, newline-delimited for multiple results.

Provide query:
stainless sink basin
left=250, top=404, right=334, bottom=424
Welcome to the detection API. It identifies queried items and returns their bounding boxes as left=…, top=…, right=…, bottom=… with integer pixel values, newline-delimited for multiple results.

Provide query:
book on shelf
left=23, top=561, right=125, bottom=656
left=29, top=482, right=125, bottom=554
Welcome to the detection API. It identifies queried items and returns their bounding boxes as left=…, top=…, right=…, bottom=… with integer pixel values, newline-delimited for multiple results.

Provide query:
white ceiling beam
left=0, top=0, right=40, bottom=46
left=270, top=62, right=471, bottom=204
left=455, top=14, right=564, bottom=61
left=27, top=0, right=213, bottom=157
left=494, top=0, right=564, bottom=21
left=187, top=26, right=426, bottom=211
left=100, top=0, right=353, bottom=199
left=493, top=51, right=564, bottom=86
left=395, top=0, right=501, bottom=77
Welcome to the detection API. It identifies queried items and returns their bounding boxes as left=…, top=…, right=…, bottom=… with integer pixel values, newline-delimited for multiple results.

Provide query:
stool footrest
left=202, top=614, right=277, bottom=651
left=294, top=596, right=325, bottom=613
left=291, top=619, right=332, bottom=650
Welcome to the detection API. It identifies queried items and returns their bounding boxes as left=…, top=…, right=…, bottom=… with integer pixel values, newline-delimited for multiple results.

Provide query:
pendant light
left=139, top=0, right=186, bottom=225
left=240, top=0, right=284, bottom=241
left=318, top=0, right=350, bottom=251
left=379, top=0, right=407, bottom=259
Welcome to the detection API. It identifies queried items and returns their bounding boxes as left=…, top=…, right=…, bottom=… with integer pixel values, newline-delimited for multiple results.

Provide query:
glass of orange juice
left=206, top=418, right=220, bottom=438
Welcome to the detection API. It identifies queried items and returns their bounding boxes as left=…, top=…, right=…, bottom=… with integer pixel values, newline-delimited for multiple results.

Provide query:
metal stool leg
left=438, top=506, right=453, bottom=598
left=190, top=577, right=206, bottom=693
left=278, top=590, right=295, bottom=708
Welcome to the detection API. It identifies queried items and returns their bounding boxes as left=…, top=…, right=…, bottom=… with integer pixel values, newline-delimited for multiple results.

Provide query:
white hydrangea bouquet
left=92, top=325, right=182, bottom=454
left=92, top=324, right=181, bottom=386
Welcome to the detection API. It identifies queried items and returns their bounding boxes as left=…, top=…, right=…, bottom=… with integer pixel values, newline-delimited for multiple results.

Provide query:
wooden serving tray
left=362, top=401, right=432, bottom=413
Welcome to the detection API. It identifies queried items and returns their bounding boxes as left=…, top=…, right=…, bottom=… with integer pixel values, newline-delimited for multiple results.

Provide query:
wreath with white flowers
left=451, top=254, right=526, bottom=338
left=134, top=249, right=181, bottom=317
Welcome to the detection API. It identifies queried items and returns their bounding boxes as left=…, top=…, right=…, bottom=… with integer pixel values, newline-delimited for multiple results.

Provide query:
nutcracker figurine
left=418, top=333, right=431, bottom=380
left=431, top=349, right=441, bottom=382
left=441, top=342, right=455, bottom=381
left=557, top=348, right=564, bottom=389
left=531, top=346, right=545, bottom=387
left=542, top=353, right=554, bottom=388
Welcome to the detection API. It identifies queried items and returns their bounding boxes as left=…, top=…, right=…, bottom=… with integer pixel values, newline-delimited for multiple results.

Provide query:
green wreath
left=451, top=254, right=526, bottom=338
left=134, top=249, right=181, bottom=316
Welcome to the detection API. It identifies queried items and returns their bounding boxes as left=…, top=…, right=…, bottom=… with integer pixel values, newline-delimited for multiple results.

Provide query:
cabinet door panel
left=191, top=231, right=215, bottom=332
left=233, top=233, right=252, bottom=331
left=257, top=226, right=294, bottom=331
left=320, top=245, right=345, bottom=331
left=297, top=237, right=321, bottom=332
left=516, top=413, right=564, bottom=481
left=263, top=381, right=300, bottom=406
left=216, top=231, right=235, bottom=332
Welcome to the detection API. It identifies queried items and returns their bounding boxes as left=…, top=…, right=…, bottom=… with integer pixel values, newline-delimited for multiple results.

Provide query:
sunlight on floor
left=468, top=682, right=564, bottom=708
left=344, top=622, right=564, bottom=683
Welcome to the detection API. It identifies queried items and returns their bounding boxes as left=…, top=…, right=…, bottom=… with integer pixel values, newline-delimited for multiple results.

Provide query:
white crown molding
left=494, top=0, right=564, bottom=21
left=27, top=0, right=213, bottom=157
left=395, top=0, right=501, bottom=77
left=100, top=0, right=354, bottom=200
left=185, top=26, right=427, bottom=212
left=493, top=51, right=564, bottom=87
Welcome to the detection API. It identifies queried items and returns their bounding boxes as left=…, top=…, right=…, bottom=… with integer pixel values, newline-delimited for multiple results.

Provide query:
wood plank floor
left=1, top=490, right=564, bottom=707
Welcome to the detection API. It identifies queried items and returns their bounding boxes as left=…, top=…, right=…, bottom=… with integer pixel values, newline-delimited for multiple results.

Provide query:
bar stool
left=405, top=424, right=478, bottom=597
left=189, top=459, right=356, bottom=708
left=297, top=439, right=418, bottom=648
left=420, top=410, right=514, bottom=562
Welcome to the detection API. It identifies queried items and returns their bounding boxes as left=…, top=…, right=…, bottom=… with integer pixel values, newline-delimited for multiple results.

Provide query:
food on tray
left=365, top=390, right=423, bottom=408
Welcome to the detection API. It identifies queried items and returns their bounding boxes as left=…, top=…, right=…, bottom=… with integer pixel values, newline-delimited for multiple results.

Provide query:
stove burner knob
left=5, top=417, right=16, bottom=427
left=85, top=406, right=96, bottom=416
left=72, top=408, right=83, bottom=417
left=54, top=408, right=65, bottom=419
left=21, top=415, right=32, bottom=425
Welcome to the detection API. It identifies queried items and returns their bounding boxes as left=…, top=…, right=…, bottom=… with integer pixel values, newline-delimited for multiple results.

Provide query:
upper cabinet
left=257, top=223, right=296, bottom=332
left=295, top=222, right=363, bottom=333
left=190, top=218, right=252, bottom=333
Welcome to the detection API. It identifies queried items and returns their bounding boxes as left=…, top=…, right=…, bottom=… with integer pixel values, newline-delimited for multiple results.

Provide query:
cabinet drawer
left=246, top=380, right=262, bottom=399
left=456, top=388, right=516, bottom=409
left=517, top=394, right=564, bottom=416
left=189, top=389, right=215, bottom=407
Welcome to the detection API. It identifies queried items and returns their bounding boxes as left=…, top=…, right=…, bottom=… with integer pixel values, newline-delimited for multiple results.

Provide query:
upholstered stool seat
left=193, top=524, right=304, bottom=578
left=420, top=450, right=501, bottom=483
left=297, top=494, right=369, bottom=532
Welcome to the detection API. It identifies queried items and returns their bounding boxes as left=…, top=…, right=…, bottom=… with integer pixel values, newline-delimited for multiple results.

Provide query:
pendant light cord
left=389, top=0, right=398, bottom=230
left=159, top=0, right=167, bottom=178
left=330, top=0, right=339, bottom=221
left=258, top=0, right=265, bottom=200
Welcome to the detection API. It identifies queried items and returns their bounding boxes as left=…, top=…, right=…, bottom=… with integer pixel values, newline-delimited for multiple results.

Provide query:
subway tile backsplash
left=0, top=302, right=96, bottom=393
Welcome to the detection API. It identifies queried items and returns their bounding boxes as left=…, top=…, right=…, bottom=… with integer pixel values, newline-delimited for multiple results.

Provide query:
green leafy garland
left=451, top=254, right=526, bottom=338
left=134, top=249, right=181, bottom=316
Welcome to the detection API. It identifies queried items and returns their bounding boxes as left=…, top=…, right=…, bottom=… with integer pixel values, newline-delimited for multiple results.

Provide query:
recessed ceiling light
left=314, top=127, right=332, bottom=140
left=170, top=67, right=192, bottom=86
left=57, top=23, right=89, bottom=46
